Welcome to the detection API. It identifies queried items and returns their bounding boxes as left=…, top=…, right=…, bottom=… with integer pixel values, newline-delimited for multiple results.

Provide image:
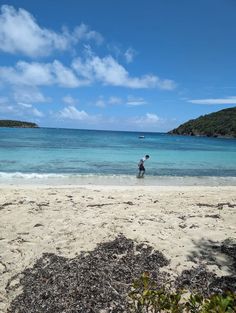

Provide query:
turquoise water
left=0, top=127, right=236, bottom=184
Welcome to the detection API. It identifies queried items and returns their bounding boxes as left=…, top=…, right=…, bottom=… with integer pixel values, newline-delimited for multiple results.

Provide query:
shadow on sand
left=176, top=237, right=236, bottom=296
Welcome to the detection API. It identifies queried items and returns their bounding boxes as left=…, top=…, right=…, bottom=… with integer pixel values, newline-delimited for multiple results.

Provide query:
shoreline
left=0, top=173, right=236, bottom=187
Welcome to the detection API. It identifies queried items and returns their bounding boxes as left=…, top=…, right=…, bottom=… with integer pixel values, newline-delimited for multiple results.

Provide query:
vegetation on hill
left=168, top=107, right=236, bottom=138
left=0, top=120, right=38, bottom=128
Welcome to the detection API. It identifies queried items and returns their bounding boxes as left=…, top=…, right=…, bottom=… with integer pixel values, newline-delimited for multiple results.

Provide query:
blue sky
left=0, top=0, right=236, bottom=131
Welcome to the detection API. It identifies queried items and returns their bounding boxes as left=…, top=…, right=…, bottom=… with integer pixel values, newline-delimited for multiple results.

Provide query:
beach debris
left=179, top=223, right=187, bottom=229
left=0, top=260, right=7, bottom=273
left=6, top=273, right=24, bottom=292
left=6, top=235, right=236, bottom=312
left=221, top=237, right=236, bottom=270
left=123, top=201, right=134, bottom=206
left=87, top=202, right=117, bottom=208
left=189, top=224, right=199, bottom=229
left=205, top=214, right=220, bottom=219
left=0, top=202, right=14, bottom=210
left=7, top=235, right=169, bottom=313
left=33, top=223, right=44, bottom=228
left=196, top=202, right=236, bottom=209
left=175, top=264, right=236, bottom=296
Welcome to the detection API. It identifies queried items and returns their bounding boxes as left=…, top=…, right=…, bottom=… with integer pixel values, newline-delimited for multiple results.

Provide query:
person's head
left=145, top=155, right=150, bottom=159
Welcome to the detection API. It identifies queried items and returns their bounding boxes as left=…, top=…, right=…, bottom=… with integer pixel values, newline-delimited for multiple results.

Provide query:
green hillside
left=168, top=107, right=236, bottom=138
left=0, top=120, right=39, bottom=128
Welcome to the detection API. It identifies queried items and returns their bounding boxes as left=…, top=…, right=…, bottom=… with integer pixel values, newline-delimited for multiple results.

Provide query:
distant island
left=0, top=120, right=39, bottom=128
left=168, top=107, right=236, bottom=138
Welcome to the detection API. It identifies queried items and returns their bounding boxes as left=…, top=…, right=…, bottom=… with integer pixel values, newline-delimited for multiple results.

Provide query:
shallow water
left=0, top=127, right=236, bottom=184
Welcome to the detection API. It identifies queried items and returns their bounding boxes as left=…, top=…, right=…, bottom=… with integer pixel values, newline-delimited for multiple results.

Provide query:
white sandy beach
left=0, top=185, right=236, bottom=312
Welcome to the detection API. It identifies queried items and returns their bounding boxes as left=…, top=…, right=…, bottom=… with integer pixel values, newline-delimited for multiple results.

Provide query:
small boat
left=139, top=135, right=145, bottom=139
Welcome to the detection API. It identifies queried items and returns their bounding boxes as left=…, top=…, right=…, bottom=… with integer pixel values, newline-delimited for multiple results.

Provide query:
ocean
left=0, top=127, right=236, bottom=185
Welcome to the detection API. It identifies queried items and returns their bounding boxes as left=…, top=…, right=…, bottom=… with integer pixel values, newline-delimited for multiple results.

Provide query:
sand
left=0, top=185, right=236, bottom=312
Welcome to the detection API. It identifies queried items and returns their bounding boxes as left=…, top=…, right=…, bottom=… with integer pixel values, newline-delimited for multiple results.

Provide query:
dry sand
left=0, top=185, right=236, bottom=312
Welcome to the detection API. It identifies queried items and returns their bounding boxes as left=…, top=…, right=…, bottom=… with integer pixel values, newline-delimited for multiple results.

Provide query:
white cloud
left=58, top=106, right=101, bottom=124
left=62, top=95, right=78, bottom=105
left=0, top=5, right=103, bottom=57
left=0, top=97, right=43, bottom=117
left=0, top=60, right=87, bottom=87
left=107, top=44, right=136, bottom=63
left=108, top=96, right=122, bottom=105
left=92, top=95, right=147, bottom=108
left=124, top=47, right=136, bottom=63
left=126, top=96, right=147, bottom=106
left=18, top=102, right=32, bottom=108
left=0, top=5, right=69, bottom=57
left=188, top=97, right=236, bottom=105
left=18, top=102, right=44, bottom=117
left=91, top=96, right=122, bottom=108
left=31, top=108, right=43, bottom=117
left=52, top=60, right=84, bottom=87
left=59, top=106, right=90, bottom=120
left=73, top=24, right=103, bottom=45
left=131, top=113, right=161, bottom=125
left=145, top=113, right=160, bottom=123
left=0, top=61, right=53, bottom=85
left=13, top=87, right=49, bottom=103
left=72, top=55, right=176, bottom=89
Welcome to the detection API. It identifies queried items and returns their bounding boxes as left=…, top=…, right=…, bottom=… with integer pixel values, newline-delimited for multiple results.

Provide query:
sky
left=0, top=0, right=236, bottom=132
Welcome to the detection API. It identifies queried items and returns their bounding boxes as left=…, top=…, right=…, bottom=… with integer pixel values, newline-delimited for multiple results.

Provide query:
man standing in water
left=137, top=155, right=150, bottom=178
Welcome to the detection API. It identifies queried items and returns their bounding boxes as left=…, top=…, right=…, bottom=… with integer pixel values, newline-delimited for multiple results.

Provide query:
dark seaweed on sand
left=7, top=235, right=169, bottom=313
left=176, top=237, right=236, bottom=296
left=7, top=235, right=236, bottom=313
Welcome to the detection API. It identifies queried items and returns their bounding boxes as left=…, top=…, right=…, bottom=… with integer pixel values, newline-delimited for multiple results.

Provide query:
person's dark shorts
left=139, top=164, right=145, bottom=171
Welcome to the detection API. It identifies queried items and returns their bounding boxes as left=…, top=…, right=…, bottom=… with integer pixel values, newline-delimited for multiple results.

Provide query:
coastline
left=1, top=184, right=236, bottom=312
left=0, top=173, right=236, bottom=187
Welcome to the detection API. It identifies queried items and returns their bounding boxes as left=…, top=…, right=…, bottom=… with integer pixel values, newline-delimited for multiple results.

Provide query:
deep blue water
left=0, top=127, right=236, bottom=178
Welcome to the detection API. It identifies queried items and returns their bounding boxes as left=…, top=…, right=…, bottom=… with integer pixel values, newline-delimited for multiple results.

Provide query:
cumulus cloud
left=145, top=113, right=160, bottom=123
left=73, top=24, right=103, bottom=45
left=0, top=61, right=52, bottom=85
left=72, top=55, right=176, bottom=89
left=188, top=96, right=236, bottom=105
left=0, top=5, right=103, bottom=57
left=62, top=95, right=78, bottom=105
left=59, top=105, right=90, bottom=121
left=52, top=60, right=84, bottom=87
left=0, top=60, right=88, bottom=87
left=13, top=87, right=49, bottom=103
